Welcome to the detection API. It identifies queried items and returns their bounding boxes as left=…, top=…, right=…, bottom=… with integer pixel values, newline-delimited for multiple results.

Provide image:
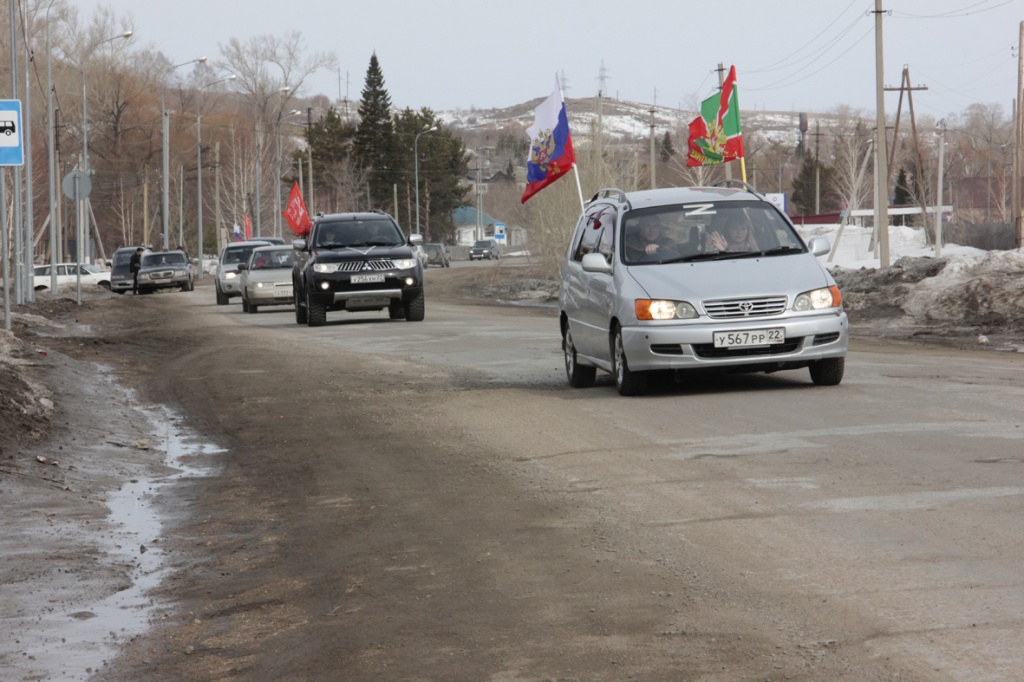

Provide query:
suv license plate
left=713, top=328, right=785, bottom=348
left=351, top=273, right=385, bottom=284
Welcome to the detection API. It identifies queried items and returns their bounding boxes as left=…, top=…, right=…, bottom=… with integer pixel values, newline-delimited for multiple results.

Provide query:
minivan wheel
left=613, top=327, right=647, bottom=396
left=809, top=357, right=845, bottom=386
left=563, top=326, right=596, bottom=388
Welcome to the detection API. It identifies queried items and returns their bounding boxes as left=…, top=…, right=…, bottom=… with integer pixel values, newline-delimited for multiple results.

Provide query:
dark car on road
left=136, top=250, right=194, bottom=293
left=470, top=238, right=500, bottom=260
left=292, top=211, right=425, bottom=327
left=423, top=243, right=451, bottom=268
left=110, top=245, right=149, bottom=294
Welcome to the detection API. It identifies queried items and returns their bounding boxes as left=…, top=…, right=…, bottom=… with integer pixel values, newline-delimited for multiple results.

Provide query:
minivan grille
left=703, top=296, right=787, bottom=319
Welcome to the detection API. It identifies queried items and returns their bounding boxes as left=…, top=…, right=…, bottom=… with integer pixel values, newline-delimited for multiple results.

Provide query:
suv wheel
left=563, top=325, right=596, bottom=388
left=294, top=288, right=307, bottom=324
left=306, top=291, right=327, bottom=327
left=809, top=357, right=844, bottom=386
left=216, top=285, right=228, bottom=305
left=404, top=291, right=425, bottom=322
left=388, top=302, right=406, bottom=320
left=613, top=327, right=647, bottom=396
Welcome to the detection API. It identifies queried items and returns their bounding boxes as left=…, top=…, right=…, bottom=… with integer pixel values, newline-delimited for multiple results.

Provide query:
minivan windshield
left=621, top=201, right=805, bottom=265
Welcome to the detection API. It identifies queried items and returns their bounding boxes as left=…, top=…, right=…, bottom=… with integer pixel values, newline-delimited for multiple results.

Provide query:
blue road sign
left=0, top=100, right=24, bottom=166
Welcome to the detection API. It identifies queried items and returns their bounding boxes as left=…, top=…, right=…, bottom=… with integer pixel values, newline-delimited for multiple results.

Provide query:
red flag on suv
left=282, top=181, right=312, bottom=236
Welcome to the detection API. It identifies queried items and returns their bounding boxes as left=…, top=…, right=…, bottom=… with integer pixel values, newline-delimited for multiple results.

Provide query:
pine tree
left=354, top=53, right=397, bottom=210
left=659, top=132, right=675, bottom=162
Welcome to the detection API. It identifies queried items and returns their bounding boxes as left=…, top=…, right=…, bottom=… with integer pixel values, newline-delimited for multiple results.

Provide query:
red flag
left=282, top=181, right=312, bottom=236
left=244, top=212, right=253, bottom=240
left=687, top=65, right=744, bottom=167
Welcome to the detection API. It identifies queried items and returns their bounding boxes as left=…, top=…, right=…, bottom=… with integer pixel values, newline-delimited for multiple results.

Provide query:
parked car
left=469, top=239, right=500, bottom=260
left=215, top=240, right=271, bottom=304
left=32, top=263, right=111, bottom=291
left=422, top=243, right=451, bottom=268
left=109, top=246, right=149, bottom=294
left=239, top=245, right=297, bottom=313
left=559, top=182, right=848, bottom=396
left=292, top=211, right=424, bottom=327
left=135, top=250, right=194, bottom=293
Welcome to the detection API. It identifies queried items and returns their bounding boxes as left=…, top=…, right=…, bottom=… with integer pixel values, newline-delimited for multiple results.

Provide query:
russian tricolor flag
left=521, top=75, right=576, bottom=204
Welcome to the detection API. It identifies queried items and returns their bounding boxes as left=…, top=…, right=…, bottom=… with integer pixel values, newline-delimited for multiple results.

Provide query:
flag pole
left=572, top=164, right=585, bottom=212
left=740, top=157, right=747, bottom=184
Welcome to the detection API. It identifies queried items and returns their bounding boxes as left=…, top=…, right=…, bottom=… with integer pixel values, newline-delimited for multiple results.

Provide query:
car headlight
left=313, top=263, right=342, bottom=273
left=392, top=258, right=418, bottom=269
left=225, top=271, right=237, bottom=280
left=794, top=286, right=842, bottom=311
left=635, top=299, right=698, bottom=320
left=139, top=273, right=151, bottom=281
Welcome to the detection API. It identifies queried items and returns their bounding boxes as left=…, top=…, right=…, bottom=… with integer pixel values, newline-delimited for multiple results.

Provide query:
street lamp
left=413, top=123, right=439, bottom=235
left=197, top=74, right=236, bottom=278
left=273, top=86, right=291, bottom=238
left=162, top=56, right=207, bottom=249
left=80, top=30, right=132, bottom=263
left=276, top=108, right=304, bottom=238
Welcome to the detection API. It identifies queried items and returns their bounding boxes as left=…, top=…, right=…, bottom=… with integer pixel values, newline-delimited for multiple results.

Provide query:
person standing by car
left=129, top=247, right=144, bottom=295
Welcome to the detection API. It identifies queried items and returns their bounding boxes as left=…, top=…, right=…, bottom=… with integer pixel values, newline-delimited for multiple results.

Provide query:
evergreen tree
left=893, top=168, right=912, bottom=206
left=354, top=53, right=397, bottom=210
left=791, top=156, right=839, bottom=214
left=659, top=132, right=675, bottom=162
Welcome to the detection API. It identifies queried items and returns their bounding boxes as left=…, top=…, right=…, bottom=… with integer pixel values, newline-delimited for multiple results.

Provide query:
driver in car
left=624, top=214, right=674, bottom=261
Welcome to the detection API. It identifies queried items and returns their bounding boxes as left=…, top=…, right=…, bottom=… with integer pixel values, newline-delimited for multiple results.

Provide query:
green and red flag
left=687, top=65, right=744, bottom=167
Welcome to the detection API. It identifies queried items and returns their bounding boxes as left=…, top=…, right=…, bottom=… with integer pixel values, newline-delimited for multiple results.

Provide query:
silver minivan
left=559, top=184, right=848, bottom=395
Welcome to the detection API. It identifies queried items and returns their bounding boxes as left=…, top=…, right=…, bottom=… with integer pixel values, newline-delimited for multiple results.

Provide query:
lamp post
left=162, top=56, right=207, bottom=249
left=276, top=108, right=303, bottom=238
left=80, top=30, right=132, bottom=264
left=197, top=74, right=236, bottom=278
left=413, top=124, right=438, bottom=235
left=273, top=86, right=291, bottom=238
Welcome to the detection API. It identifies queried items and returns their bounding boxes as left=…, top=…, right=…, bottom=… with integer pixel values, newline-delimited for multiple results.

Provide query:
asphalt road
left=88, top=276, right=1023, bottom=681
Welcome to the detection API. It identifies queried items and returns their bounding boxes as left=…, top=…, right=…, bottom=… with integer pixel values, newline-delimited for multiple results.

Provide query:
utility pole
left=873, top=0, right=891, bottom=267
left=649, top=108, right=656, bottom=189
left=935, top=120, right=945, bottom=257
left=814, top=120, right=821, bottom=214
left=1014, top=20, right=1023, bottom=248
left=143, top=167, right=149, bottom=245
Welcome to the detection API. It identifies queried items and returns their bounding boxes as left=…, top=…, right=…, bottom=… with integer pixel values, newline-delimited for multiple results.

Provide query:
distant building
left=452, top=206, right=526, bottom=247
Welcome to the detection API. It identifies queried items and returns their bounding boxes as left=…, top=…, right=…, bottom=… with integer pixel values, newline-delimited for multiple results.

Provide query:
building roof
left=453, top=206, right=502, bottom=227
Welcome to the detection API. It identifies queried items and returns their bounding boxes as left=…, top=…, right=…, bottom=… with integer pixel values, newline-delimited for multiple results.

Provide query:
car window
left=315, top=218, right=403, bottom=248
left=35, top=265, right=49, bottom=276
left=113, top=250, right=135, bottom=266
left=597, top=208, right=617, bottom=259
left=572, top=205, right=606, bottom=262
left=223, top=246, right=260, bottom=264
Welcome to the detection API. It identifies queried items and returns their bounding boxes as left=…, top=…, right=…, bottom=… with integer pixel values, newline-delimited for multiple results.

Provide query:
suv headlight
left=392, top=258, right=418, bottom=269
left=313, top=263, right=342, bottom=273
left=794, top=286, right=842, bottom=311
left=635, top=299, right=698, bottom=320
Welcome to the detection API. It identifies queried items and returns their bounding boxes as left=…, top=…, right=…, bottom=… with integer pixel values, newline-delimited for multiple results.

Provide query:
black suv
left=292, top=211, right=425, bottom=327
left=470, top=238, right=500, bottom=260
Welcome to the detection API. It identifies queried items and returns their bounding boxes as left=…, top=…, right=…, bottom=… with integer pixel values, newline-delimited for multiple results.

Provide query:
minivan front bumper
left=620, top=312, right=848, bottom=372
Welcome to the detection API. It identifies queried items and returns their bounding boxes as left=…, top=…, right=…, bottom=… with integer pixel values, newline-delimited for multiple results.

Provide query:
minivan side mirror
left=807, top=236, right=830, bottom=257
left=581, top=252, right=612, bottom=274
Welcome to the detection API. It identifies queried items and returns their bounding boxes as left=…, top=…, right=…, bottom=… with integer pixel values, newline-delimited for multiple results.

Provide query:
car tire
left=216, top=286, right=228, bottom=305
left=241, top=297, right=249, bottom=312
left=404, top=291, right=425, bottom=322
left=306, top=291, right=327, bottom=327
left=248, top=302, right=258, bottom=314
left=100, top=281, right=111, bottom=290
left=613, top=327, right=647, bottom=396
left=294, top=287, right=307, bottom=324
left=809, top=357, right=845, bottom=386
left=388, top=302, right=406, bottom=320
left=563, top=325, right=596, bottom=388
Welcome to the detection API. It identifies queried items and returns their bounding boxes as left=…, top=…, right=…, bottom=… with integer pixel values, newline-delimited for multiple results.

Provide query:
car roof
left=314, top=212, right=396, bottom=222
left=145, top=250, right=186, bottom=256
left=251, top=244, right=291, bottom=253
left=223, top=240, right=271, bottom=249
left=591, top=186, right=764, bottom=212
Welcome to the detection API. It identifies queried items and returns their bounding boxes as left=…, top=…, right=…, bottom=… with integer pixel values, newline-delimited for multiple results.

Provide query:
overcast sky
left=76, top=0, right=1020, bottom=119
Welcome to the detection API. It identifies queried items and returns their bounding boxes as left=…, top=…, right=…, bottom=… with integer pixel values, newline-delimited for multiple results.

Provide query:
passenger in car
left=624, top=214, right=674, bottom=261
left=710, top=214, right=759, bottom=253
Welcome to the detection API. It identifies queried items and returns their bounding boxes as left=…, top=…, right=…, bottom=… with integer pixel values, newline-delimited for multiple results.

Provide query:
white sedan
left=33, top=263, right=111, bottom=291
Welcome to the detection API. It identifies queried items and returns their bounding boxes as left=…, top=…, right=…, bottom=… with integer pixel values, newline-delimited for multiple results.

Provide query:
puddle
left=17, top=399, right=223, bottom=680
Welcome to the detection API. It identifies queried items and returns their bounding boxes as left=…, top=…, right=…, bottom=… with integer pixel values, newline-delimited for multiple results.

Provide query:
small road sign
left=0, top=100, right=24, bottom=166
